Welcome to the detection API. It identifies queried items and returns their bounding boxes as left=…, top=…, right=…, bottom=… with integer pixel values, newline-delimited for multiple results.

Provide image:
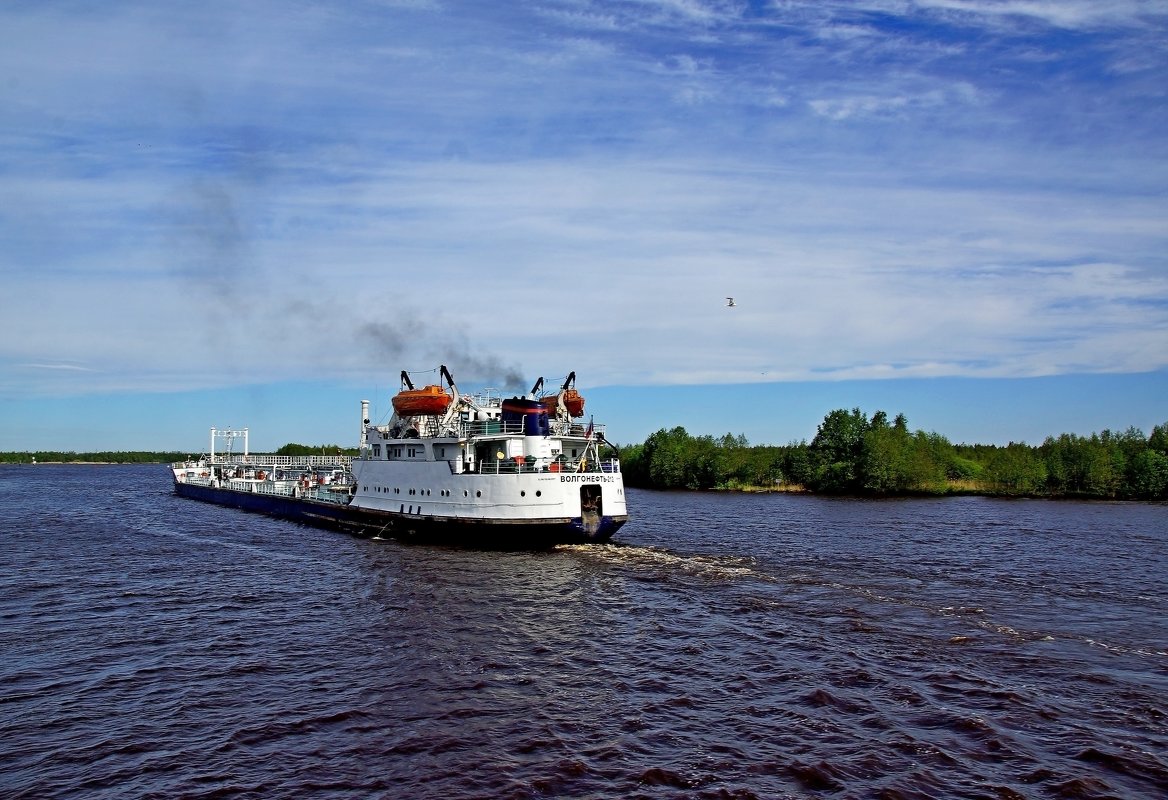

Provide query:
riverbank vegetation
left=4, top=414, right=1165, bottom=499
left=619, top=410, right=1168, bottom=499
left=0, top=450, right=191, bottom=464
left=274, top=443, right=360, bottom=457
left=0, top=443, right=357, bottom=465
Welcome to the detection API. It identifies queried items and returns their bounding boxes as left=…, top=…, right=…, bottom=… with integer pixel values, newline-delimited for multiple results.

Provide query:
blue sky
left=2, top=0, right=1166, bottom=452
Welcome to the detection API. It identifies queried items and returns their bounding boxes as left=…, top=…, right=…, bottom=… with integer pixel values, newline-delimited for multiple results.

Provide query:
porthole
left=476, top=490, right=482, bottom=497
left=520, top=491, right=526, bottom=497
left=535, top=491, right=541, bottom=497
left=464, top=490, right=469, bottom=497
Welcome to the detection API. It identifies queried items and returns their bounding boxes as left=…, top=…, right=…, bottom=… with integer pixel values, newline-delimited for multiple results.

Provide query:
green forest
left=4, top=411, right=1166, bottom=499
left=618, top=409, right=1168, bottom=500
left=0, top=450, right=191, bottom=465
left=0, top=442, right=357, bottom=465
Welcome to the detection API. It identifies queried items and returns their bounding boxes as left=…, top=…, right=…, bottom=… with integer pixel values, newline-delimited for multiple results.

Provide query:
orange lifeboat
left=392, top=384, right=452, bottom=416
left=540, top=388, right=585, bottom=418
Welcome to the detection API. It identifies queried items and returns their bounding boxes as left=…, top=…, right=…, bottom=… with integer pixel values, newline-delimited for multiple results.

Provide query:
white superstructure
left=351, top=367, right=627, bottom=539
left=171, top=366, right=628, bottom=545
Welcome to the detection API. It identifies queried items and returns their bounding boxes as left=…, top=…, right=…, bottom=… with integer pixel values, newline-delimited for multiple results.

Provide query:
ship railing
left=174, top=469, right=210, bottom=483
left=561, top=422, right=606, bottom=439
left=475, top=457, right=621, bottom=475
left=214, top=477, right=353, bottom=505
left=206, top=454, right=353, bottom=468
left=462, top=420, right=527, bottom=437
left=461, top=420, right=608, bottom=439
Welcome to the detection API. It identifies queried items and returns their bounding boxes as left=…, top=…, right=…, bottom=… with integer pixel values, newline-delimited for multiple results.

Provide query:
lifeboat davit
left=540, top=388, right=586, bottom=418
left=392, top=385, right=452, bottom=416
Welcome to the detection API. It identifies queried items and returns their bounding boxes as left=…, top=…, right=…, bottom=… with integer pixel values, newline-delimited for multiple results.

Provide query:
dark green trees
left=809, top=408, right=868, bottom=492
left=983, top=443, right=1046, bottom=496
left=1129, top=449, right=1168, bottom=498
left=275, top=443, right=359, bottom=457
left=622, top=427, right=790, bottom=490
left=621, top=413, right=1168, bottom=499
left=806, top=409, right=950, bottom=494
left=0, top=450, right=190, bottom=464
left=1039, top=426, right=1168, bottom=498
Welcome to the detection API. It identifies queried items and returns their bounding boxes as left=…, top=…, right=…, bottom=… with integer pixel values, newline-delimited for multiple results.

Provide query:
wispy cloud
left=19, top=363, right=99, bottom=373
left=0, top=0, right=1165, bottom=402
left=910, top=0, right=1168, bottom=30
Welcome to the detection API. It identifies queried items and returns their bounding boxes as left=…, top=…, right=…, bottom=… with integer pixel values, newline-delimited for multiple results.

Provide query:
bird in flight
left=726, top=297, right=736, bottom=307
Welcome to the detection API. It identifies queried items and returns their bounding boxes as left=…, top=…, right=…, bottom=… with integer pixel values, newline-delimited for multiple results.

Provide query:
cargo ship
left=170, top=367, right=628, bottom=546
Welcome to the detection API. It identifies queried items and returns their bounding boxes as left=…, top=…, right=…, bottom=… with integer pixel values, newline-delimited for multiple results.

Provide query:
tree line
left=274, top=443, right=360, bottom=457
left=4, top=418, right=1166, bottom=499
left=0, top=443, right=358, bottom=465
left=618, top=409, right=1168, bottom=499
left=0, top=450, right=192, bottom=464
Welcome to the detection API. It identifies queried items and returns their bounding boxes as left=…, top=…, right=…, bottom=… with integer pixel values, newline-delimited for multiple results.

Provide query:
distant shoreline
left=7, top=462, right=1158, bottom=501
left=0, top=460, right=174, bottom=466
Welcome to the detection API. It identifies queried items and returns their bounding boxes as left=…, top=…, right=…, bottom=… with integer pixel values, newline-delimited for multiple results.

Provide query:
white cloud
left=809, top=94, right=912, bottom=120
left=771, top=0, right=1168, bottom=31
left=910, top=0, right=1168, bottom=30
left=626, top=0, right=744, bottom=25
left=19, top=363, right=100, bottom=373
left=1, top=0, right=1165, bottom=402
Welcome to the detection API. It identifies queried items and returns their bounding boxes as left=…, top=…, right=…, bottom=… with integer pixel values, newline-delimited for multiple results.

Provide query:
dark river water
left=2, top=464, right=1165, bottom=799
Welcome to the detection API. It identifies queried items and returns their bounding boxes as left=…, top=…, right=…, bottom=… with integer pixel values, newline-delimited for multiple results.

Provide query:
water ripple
left=1, top=469, right=1166, bottom=798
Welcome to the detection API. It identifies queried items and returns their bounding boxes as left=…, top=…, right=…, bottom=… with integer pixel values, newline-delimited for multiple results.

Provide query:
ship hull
left=175, top=365, right=628, bottom=548
left=174, top=481, right=625, bottom=548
